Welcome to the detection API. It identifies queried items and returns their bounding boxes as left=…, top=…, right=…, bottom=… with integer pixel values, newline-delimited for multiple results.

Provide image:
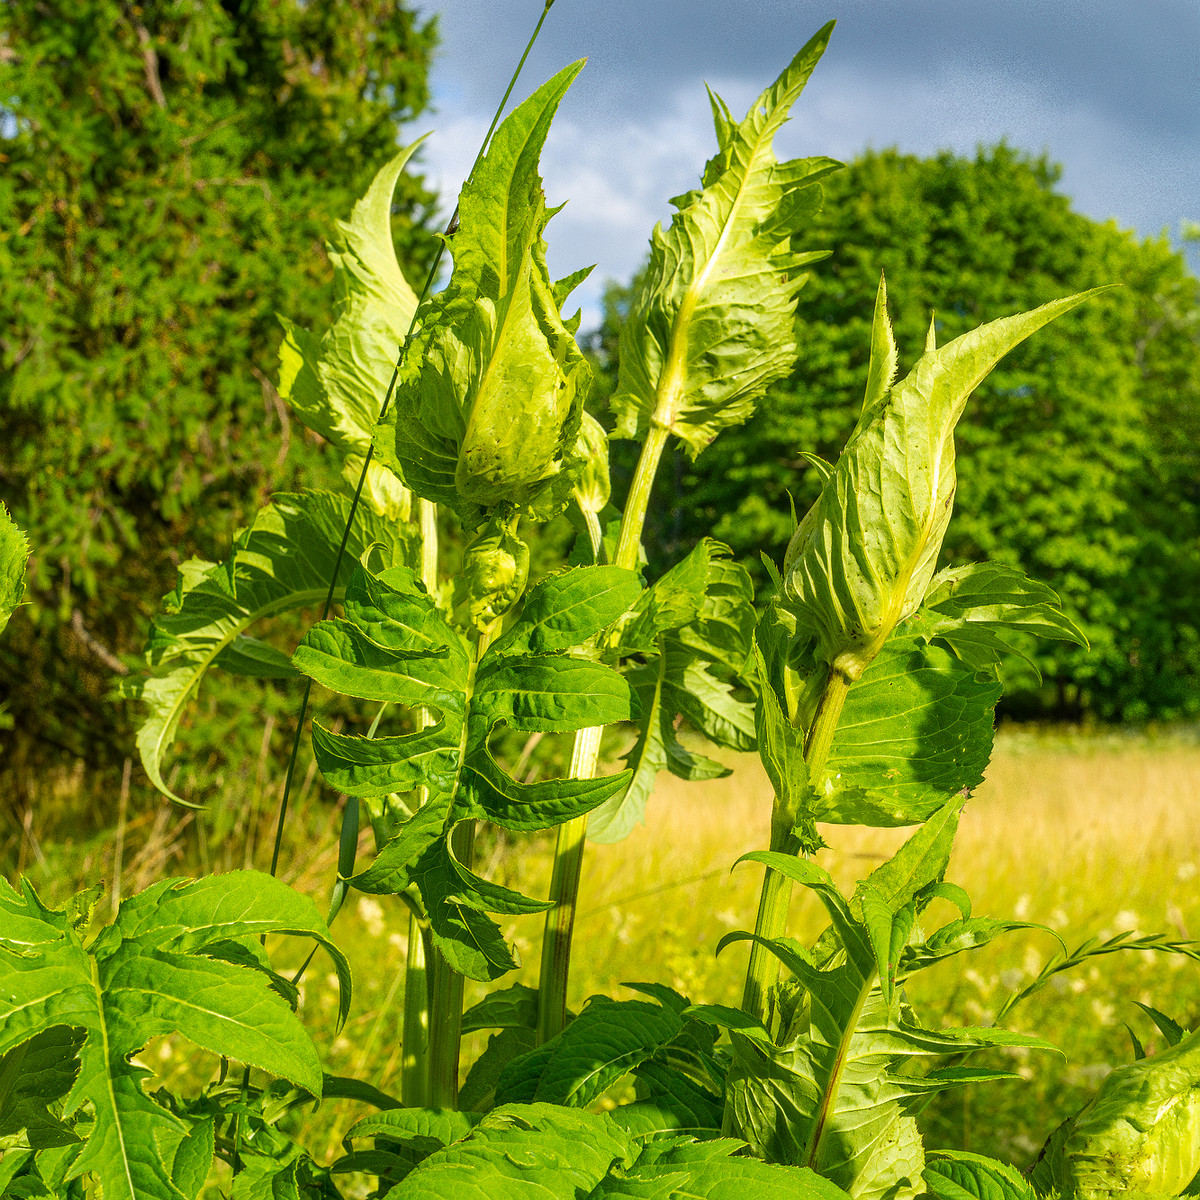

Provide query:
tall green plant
left=15, top=14, right=1200, bottom=1200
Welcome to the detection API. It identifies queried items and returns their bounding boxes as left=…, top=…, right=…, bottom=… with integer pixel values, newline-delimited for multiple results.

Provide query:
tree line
left=594, top=146, right=1200, bottom=721
left=2, top=6, right=1197, bottom=823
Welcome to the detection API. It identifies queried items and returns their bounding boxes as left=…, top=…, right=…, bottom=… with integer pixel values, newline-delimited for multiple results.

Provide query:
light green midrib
left=802, top=964, right=878, bottom=1171
left=86, top=955, right=137, bottom=1200
left=652, top=100, right=787, bottom=431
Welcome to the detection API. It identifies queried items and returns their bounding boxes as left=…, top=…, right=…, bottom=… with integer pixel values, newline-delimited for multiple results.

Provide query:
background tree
left=0, top=0, right=439, bottom=802
left=595, top=146, right=1200, bottom=720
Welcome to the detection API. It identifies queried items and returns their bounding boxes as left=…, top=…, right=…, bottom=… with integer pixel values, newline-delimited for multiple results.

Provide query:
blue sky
left=408, top=1, right=1200, bottom=331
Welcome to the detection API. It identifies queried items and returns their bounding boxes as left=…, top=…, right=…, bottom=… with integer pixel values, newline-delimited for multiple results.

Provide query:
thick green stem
left=741, top=669, right=852, bottom=1025
left=612, top=422, right=670, bottom=574
left=535, top=422, right=671, bottom=1043
left=427, top=819, right=475, bottom=1109
left=401, top=913, right=431, bottom=1105
left=400, top=497, right=439, bottom=1107
left=426, top=619, right=491, bottom=1109
left=535, top=725, right=603, bottom=1043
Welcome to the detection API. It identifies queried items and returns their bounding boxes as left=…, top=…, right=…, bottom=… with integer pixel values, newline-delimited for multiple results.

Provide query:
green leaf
left=923, top=561, right=1087, bottom=680
left=783, top=282, right=1107, bottom=681
left=342, top=1106, right=482, bottom=1181
left=489, top=565, right=642, bottom=659
left=852, top=796, right=962, bottom=916
left=754, top=642, right=815, bottom=836
left=276, top=142, right=425, bottom=520
left=1133, top=1003, right=1188, bottom=1048
left=594, top=1136, right=854, bottom=1198
left=612, top=27, right=840, bottom=456
left=458, top=1028, right=538, bottom=1114
left=590, top=542, right=756, bottom=844
left=0, top=501, right=29, bottom=638
left=923, top=1151, right=1037, bottom=1199
left=379, top=64, right=592, bottom=525
left=0, top=872, right=348, bottom=1200
left=900, top=915, right=1045, bottom=976
left=472, top=655, right=631, bottom=732
left=383, top=1103, right=637, bottom=1198
left=815, top=622, right=1001, bottom=826
left=300, top=560, right=636, bottom=976
left=724, top=835, right=1057, bottom=1199
left=495, top=996, right=683, bottom=1108
left=126, top=491, right=413, bottom=802
left=169, top=1117, right=214, bottom=1200
left=1031, top=1028, right=1200, bottom=1199
left=461, top=983, right=540, bottom=1033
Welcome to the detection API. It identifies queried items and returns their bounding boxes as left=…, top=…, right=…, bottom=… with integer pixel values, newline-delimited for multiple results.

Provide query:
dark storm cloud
left=410, top=1, right=1200, bottom=327
left=422, top=0, right=1199, bottom=141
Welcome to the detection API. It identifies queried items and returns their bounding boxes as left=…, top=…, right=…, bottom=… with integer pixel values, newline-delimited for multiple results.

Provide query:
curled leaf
left=277, top=142, right=425, bottom=519
left=611, top=25, right=840, bottom=457
left=783, top=280, right=1106, bottom=682
left=378, top=63, right=592, bottom=526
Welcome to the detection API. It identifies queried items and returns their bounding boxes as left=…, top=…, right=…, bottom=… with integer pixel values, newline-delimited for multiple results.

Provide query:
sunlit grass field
left=9, top=727, right=1200, bottom=1170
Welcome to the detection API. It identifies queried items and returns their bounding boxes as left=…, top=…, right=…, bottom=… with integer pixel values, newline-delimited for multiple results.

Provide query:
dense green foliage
left=0, top=0, right=439, bottom=785
left=595, top=147, right=1200, bottom=721
left=4, top=12, right=1200, bottom=1199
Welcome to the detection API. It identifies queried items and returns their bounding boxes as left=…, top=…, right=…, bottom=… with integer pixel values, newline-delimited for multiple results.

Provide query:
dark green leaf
left=472, top=655, right=631, bottom=732
left=495, top=997, right=683, bottom=1108
left=816, top=628, right=1000, bottom=826
left=458, top=1028, right=538, bottom=1114
left=490, top=566, right=642, bottom=658
left=0, top=1028, right=84, bottom=1151
left=1133, top=1003, right=1188, bottom=1047
left=462, top=984, right=540, bottom=1034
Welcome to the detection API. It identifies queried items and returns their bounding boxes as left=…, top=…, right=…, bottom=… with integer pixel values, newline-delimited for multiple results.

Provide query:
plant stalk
left=400, top=912, right=432, bottom=1105
left=535, top=725, right=603, bottom=1043
left=536, top=420, right=672, bottom=1043
left=741, top=669, right=852, bottom=1024
left=427, top=819, right=475, bottom=1109
left=264, top=0, right=556, bottom=882
left=401, top=496, right=440, bottom=1107
left=426, top=617, right=493, bottom=1109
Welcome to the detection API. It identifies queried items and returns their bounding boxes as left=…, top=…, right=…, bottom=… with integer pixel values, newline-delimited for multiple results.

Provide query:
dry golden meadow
left=12, top=728, right=1200, bottom=1168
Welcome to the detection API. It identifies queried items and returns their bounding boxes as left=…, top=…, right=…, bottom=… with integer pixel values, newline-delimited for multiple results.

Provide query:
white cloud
left=410, top=32, right=1199, bottom=333
left=416, top=83, right=731, bottom=331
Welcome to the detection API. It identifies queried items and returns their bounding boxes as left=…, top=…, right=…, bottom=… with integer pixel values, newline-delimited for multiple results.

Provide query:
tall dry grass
left=515, top=731, right=1200, bottom=1011
left=39, top=728, right=1200, bottom=1166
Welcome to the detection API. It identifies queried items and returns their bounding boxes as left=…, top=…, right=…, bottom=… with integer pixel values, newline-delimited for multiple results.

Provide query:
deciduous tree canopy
left=597, top=146, right=1200, bottom=720
left=0, top=0, right=439, bottom=777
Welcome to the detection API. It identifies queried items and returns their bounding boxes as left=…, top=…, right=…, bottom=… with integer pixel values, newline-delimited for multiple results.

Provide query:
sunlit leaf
left=124, top=491, right=412, bottom=802
left=783, top=282, right=1105, bottom=682
left=295, top=564, right=633, bottom=980
left=276, top=143, right=425, bottom=520
left=590, top=541, right=755, bottom=844
left=378, top=64, right=592, bottom=526
left=0, top=874, right=348, bottom=1200
left=612, top=26, right=840, bottom=455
